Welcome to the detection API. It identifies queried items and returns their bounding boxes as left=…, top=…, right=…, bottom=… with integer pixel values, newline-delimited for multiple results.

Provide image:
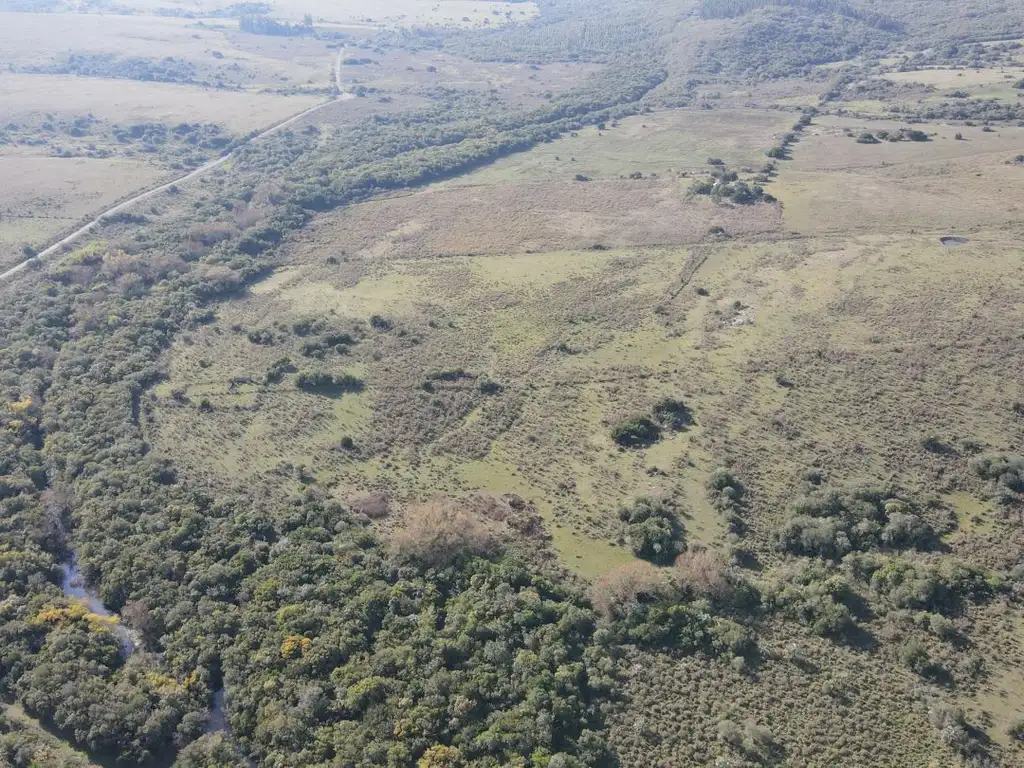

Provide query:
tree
left=610, top=415, right=661, bottom=447
left=619, top=497, right=684, bottom=564
left=172, top=734, right=248, bottom=767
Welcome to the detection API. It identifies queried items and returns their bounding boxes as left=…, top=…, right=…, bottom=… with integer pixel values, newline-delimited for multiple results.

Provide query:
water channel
left=60, top=555, right=229, bottom=734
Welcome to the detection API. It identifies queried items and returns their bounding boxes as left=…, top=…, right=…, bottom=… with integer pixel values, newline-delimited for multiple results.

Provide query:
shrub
left=590, top=561, right=674, bottom=620
left=651, top=397, right=691, bottom=430
left=264, top=357, right=295, bottom=384
left=619, top=497, right=684, bottom=564
left=292, top=316, right=328, bottom=336
left=771, top=567, right=858, bottom=639
left=295, top=371, right=365, bottom=394
left=246, top=327, right=275, bottom=345
left=369, top=314, right=392, bottom=331
left=478, top=377, right=503, bottom=395
left=869, top=558, right=997, bottom=613
left=389, top=499, right=500, bottom=568
left=899, top=638, right=930, bottom=673
left=856, top=132, right=879, bottom=144
left=674, top=549, right=731, bottom=600
left=610, top=415, right=661, bottom=448
left=295, top=370, right=334, bottom=391
left=969, top=453, right=1024, bottom=498
left=926, top=612, right=961, bottom=643
left=718, top=719, right=744, bottom=749
left=707, top=467, right=747, bottom=533
left=776, top=485, right=935, bottom=558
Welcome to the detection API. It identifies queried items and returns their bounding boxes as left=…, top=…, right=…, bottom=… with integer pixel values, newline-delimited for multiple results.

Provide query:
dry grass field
left=443, top=108, right=797, bottom=185
left=0, top=155, right=165, bottom=269
left=772, top=116, right=1024, bottom=235
left=110, top=0, right=538, bottom=26
left=0, top=74, right=322, bottom=130
left=0, top=12, right=339, bottom=88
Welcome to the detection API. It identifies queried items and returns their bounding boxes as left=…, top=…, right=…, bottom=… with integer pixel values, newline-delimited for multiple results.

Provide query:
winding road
left=0, top=47, right=347, bottom=282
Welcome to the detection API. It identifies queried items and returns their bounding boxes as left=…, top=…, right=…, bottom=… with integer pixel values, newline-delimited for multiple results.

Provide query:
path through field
left=0, top=47, right=347, bottom=282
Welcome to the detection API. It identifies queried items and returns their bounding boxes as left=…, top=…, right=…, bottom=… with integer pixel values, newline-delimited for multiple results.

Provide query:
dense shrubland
left=696, top=6, right=897, bottom=80
left=775, top=485, right=939, bottom=559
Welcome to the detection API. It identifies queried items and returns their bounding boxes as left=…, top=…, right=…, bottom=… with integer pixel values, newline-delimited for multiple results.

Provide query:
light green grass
left=439, top=108, right=795, bottom=186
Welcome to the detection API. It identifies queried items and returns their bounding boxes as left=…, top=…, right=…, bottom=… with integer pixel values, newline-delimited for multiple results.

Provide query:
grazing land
left=0, top=0, right=1023, bottom=767
left=0, top=156, right=165, bottom=269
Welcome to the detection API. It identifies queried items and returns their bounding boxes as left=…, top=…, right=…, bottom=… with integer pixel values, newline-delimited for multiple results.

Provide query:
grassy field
left=5, top=2, right=1024, bottom=765
left=143, top=94, right=1024, bottom=605
left=0, top=155, right=165, bottom=269
left=0, top=74, right=322, bottom=130
left=0, top=11, right=340, bottom=89
left=441, top=108, right=796, bottom=185
left=772, top=116, right=1024, bottom=235
left=882, top=66, right=1024, bottom=89
left=108, top=0, right=538, bottom=26
left=335, top=48, right=602, bottom=109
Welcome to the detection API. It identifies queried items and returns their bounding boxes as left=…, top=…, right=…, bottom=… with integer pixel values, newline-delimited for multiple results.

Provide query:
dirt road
left=0, top=47, right=346, bottom=282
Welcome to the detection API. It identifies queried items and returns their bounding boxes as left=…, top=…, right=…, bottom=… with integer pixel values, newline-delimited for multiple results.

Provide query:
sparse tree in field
left=619, top=497, right=684, bottom=564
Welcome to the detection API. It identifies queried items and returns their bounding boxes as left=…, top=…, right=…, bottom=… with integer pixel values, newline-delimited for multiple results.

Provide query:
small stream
left=60, top=557, right=137, bottom=655
left=60, top=555, right=229, bottom=733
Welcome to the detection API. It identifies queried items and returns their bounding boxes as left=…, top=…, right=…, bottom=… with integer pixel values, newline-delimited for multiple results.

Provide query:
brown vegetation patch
left=293, top=179, right=782, bottom=263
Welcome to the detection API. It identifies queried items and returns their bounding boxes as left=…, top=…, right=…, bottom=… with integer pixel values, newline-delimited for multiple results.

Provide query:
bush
left=776, top=485, right=935, bottom=558
left=856, top=131, right=879, bottom=144
left=389, top=499, right=500, bottom=568
left=590, top=561, right=674, bottom=620
left=295, top=370, right=365, bottom=394
left=619, top=497, right=684, bottom=564
left=707, top=467, right=747, bottom=533
left=969, top=453, right=1024, bottom=499
left=771, top=567, right=858, bottom=639
left=246, top=327, right=275, bottom=345
left=264, top=356, right=295, bottom=384
left=651, top=397, right=691, bottom=430
left=899, top=638, right=930, bottom=673
left=610, top=415, right=661, bottom=448
left=674, top=548, right=731, bottom=601
left=869, top=558, right=997, bottom=613
left=369, top=314, right=392, bottom=331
